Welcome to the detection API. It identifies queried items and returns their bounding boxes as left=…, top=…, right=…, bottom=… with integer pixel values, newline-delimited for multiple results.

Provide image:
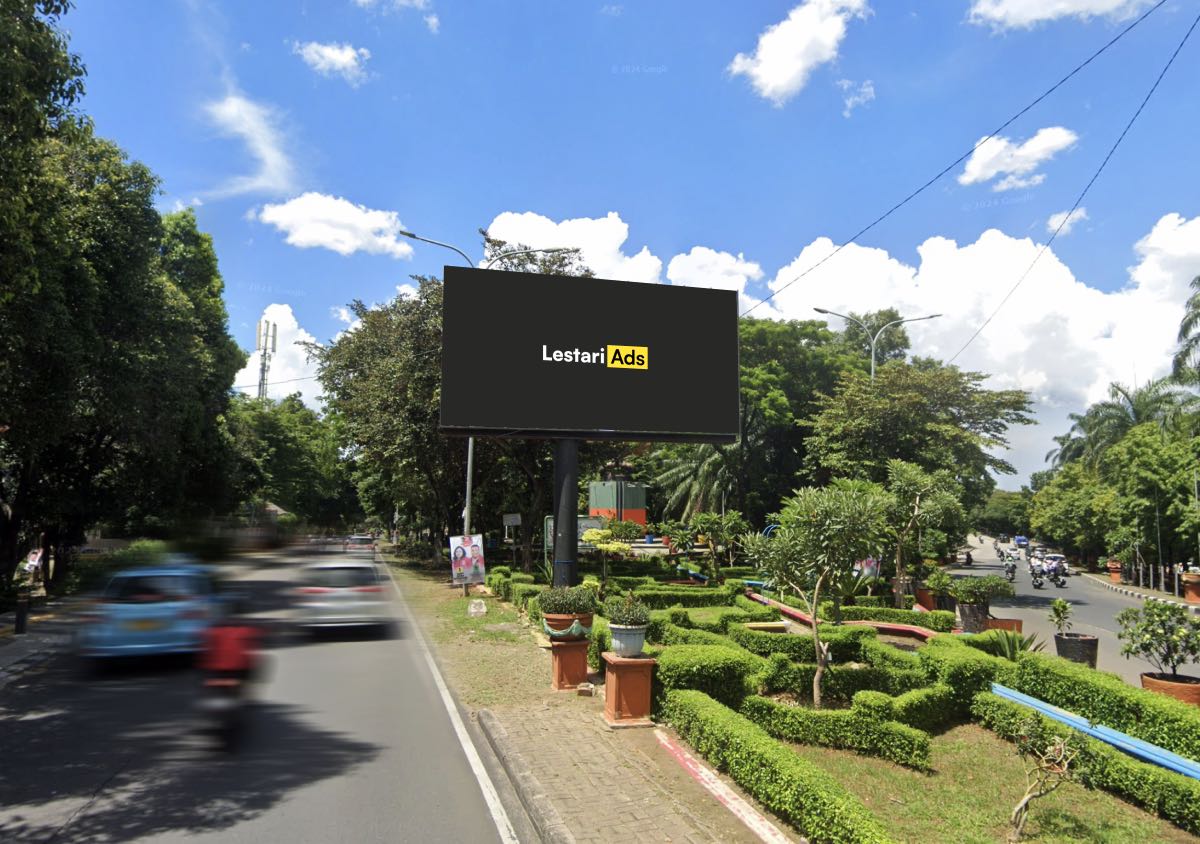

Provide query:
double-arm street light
left=813, top=307, right=943, bottom=380
left=398, top=229, right=573, bottom=538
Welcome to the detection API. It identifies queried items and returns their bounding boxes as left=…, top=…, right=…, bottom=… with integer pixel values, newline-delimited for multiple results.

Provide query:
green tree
left=1049, top=379, right=1196, bottom=468
left=878, top=461, right=964, bottom=606
left=835, top=307, right=912, bottom=367
left=746, top=485, right=889, bottom=708
left=1173, top=275, right=1200, bottom=382
left=1029, top=462, right=1116, bottom=567
left=804, top=359, right=1033, bottom=512
left=976, top=489, right=1033, bottom=537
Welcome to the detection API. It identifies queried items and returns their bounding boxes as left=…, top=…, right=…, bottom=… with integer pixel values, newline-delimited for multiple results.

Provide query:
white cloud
left=203, top=93, right=296, bottom=198
left=424, top=13, right=440, bottom=33
left=292, top=41, right=371, bottom=86
left=958, top=126, right=1078, bottom=192
left=236, top=304, right=322, bottom=408
left=254, top=192, right=415, bottom=259
left=667, top=247, right=764, bottom=310
left=729, top=0, right=870, bottom=106
left=331, top=305, right=354, bottom=324
left=837, top=78, right=874, bottom=118
left=600, top=4, right=623, bottom=15
left=761, top=212, right=1200, bottom=483
left=969, top=0, right=1154, bottom=29
left=1048, top=207, right=1089, bottom=236
left=396, top=283, right=418, bottom=299
left=485, top=210, right=662, bottom=283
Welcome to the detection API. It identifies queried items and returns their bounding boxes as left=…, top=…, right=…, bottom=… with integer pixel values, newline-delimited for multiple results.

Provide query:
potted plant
left=605, top=592, right=651, bottom=657
left=1117, top=601, right=1200, bottom=704
left=924, top=568, right=956, bottom=613
left=1106, top=556, right=1123, bottom=584
left=538, top=585, right=596, bottom=641
left=951, top=574, right=1015, bottom=634
left=1049, top=598, right=1098, bottom=668
left=1182, top=564, right=1200, bottom=604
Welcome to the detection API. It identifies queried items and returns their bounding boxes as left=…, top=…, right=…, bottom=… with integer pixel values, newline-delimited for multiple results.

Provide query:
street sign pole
left=552, top=439, right=579, bottom=587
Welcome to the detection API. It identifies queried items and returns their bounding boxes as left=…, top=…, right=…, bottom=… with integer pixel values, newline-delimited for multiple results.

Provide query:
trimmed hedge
left=661, top=624, right=738, bottom=648
left=860, top=638, right=923, bottom=671
left=645, top=610, right=671, bottom=644
left=664, top=690, right=892, bottom=844
left=850, top=594, right=914, bottom=609
left=511, top=583, right=545, bottom=610
left=852, top=684, right=958, bottom=734
left=489, top=565, right=512, bottom=577
left=633, top=585, right=737, bottom=608
left=588, top=617, right=610, bottom=670
left=1006, top=651, right=1200, bottom=764
left=761, top=655, right=928, bottom=703
left=606, top=575, right=659, bottom=591
left=510, top=572, right=535, bottom=585
left=817, top=602, right=955, bottom=633
left=727, top=622, right=876, bottom=663
left=733, top=593, right=782, bottom=621
left=654, top=644, right=769, bottom=708
left=972, top=691, right=1200, bottom=836
left=742, top=695, right=931, bottom=770
left=917, top=635, right=1014, bottom=713
left=668, top=606, right=754, bottom=634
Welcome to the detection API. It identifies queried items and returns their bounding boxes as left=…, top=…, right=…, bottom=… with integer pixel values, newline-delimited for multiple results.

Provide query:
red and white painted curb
left=1081, top=573, right=1200, bottom=614
left=655, top=729, right=795, bottom=844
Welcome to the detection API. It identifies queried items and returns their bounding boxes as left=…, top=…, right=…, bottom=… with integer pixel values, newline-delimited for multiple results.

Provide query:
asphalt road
left=949, top=536, right=1158, bottom=682
left=0, top=549, right=530, bottom=844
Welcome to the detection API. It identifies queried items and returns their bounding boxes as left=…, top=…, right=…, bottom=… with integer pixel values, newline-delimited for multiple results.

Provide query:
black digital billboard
left=440, top=267, right=738, bottom=442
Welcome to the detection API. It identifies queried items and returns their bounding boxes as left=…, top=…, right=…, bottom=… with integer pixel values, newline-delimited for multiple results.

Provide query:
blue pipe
left=991, top=683, right=1200, bottom=781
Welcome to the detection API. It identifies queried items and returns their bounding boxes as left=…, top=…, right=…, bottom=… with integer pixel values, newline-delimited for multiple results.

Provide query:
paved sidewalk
left=0, top=601, right=76, bottom=691
left=483, top=691, right=798, bottom=844
left=1080, top=572, right=1200, bottom=614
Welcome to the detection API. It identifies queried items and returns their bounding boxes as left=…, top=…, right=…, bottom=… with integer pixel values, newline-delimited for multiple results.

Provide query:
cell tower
left=256, top=320, right=277, bottom=399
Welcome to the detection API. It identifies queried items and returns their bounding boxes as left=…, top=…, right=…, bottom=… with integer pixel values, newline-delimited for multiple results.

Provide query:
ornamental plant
left=1049, top=598, right=1073, bottom=635
left=604, top=591, right=651, bottom=627
left=537, top=585, right=597, bottom=616
left=951, top=574, right=1015, bottom=606
left=1116, top=600, right=1200, bottom=678
left=923, top=568, right=954, bottom=596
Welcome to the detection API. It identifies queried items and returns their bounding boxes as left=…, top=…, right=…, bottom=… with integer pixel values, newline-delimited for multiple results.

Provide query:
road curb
left=1081, top=573, right=1200, bottom=614
left=477, top=709, right=576, bottom=844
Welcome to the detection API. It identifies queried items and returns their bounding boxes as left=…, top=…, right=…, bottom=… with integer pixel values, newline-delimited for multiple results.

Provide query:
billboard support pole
left=552, top=439, right=580, bottom=588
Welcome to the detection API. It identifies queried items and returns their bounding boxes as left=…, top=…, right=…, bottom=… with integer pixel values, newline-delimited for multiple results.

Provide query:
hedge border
left=727, top=622, right=876, bottom=663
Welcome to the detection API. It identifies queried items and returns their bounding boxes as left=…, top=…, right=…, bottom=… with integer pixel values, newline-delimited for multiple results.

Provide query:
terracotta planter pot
left=1182, top=574, right=1200, bottom=605
left=985, top=617, right=1023, bottom=633
left=542, top=612, right=594, bottom=641
left=914, top=587, right=935, bottom=611
left=1141, top=672, right=1200, bottom=706
left=1107, top=563, right=1123, bottom=583
left=1054, top=632, right=1098, bottom=668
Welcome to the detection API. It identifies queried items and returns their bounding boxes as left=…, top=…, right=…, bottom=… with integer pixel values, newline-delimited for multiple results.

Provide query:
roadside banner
left=450, top=534, right=487, bottom=584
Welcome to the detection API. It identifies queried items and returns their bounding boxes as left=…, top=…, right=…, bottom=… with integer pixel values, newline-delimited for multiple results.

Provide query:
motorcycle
left=1004, top=561, right=1017, bottom=582
left=1047, top=562, right=1067, bottom=588
left=1030, top=562, right=1045, bottom=589
left=199, top=674, right=248, bottom=751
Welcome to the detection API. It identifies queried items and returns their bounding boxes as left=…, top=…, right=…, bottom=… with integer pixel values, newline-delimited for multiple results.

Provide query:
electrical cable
left=739, top=0, right=1169, bottom=317
left=949, top=6, right=1200, bottom=363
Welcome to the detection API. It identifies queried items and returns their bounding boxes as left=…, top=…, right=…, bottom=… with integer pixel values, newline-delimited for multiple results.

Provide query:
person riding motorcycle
left=200, top=600, right=263, bottom=686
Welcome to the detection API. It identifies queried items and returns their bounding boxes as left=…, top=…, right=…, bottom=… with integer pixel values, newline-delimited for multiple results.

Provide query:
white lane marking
left=654, top=729, right=792, bottom=844
left=383, top=563, right=519, bottom=844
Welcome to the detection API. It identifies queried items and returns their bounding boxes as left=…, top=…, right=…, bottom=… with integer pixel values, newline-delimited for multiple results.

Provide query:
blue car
left=76, top=561, right=223, bottom=662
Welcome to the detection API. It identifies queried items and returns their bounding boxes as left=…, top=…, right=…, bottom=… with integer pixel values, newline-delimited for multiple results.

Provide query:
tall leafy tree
left=1173, top=275, right=1200, bottom=381
left=1050, top=379, right=1197, bottom=468
left=836, top=307, right=912, bottom=367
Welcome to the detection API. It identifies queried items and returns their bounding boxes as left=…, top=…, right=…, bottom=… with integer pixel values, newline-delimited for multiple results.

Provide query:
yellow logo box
left=607, top=344, right=648, bottom=370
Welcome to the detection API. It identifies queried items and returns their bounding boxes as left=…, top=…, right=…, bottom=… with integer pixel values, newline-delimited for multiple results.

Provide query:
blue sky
left=64, top=0, right=1200, bottom=485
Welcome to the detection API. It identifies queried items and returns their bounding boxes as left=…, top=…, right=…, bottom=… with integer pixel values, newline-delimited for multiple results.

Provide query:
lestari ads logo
left=541, top=343, right=648, bottom=370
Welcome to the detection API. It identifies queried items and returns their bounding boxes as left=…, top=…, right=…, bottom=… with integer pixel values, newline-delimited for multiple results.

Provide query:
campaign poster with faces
left=449, top=534, right=486, bottom=585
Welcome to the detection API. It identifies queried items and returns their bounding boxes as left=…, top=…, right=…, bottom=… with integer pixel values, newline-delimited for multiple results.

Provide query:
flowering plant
left=1116, top=601, right=1200, bottom=677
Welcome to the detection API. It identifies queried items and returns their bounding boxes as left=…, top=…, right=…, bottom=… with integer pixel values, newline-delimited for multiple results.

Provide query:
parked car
left=294, top=561, right=391, bottom=631
left=76, top=561, right=223, bottom=664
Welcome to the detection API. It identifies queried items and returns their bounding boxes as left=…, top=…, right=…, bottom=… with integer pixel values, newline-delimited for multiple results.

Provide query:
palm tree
left=1049, top=378, right=1198, bottom=467
left=654, top=443, right=738, bottom=519
left=1174, top=275, right=1200, bottom=381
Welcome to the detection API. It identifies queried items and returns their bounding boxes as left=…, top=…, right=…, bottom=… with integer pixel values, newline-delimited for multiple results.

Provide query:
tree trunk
left=810, top=576, right=826, bottom=709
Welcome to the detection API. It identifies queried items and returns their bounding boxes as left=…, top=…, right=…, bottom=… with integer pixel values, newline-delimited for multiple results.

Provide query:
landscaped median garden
left=482, top=561, right=1200, bottom=843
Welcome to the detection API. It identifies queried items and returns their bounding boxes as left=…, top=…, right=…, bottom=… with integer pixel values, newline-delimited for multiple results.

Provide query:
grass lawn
left=386, top=560, right=551, bottom=710
left=789, top=724, right=1194, bottom=843
left=682, top=605, right=747, bottom=627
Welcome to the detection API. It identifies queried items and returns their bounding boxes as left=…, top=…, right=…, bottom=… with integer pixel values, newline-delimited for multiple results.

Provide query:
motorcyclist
left=965, top=550, right=973, bottom=566
left=200, top=598, right=263, bottom=686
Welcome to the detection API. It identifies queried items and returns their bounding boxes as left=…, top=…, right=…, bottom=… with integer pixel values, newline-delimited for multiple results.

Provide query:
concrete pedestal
left=551, top=639, right=589, bottom=690
left=602, top=651, right=656, bottom=728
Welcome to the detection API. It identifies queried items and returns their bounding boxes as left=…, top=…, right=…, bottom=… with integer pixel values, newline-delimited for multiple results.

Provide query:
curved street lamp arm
left=397, top=231, right=476, bottom=268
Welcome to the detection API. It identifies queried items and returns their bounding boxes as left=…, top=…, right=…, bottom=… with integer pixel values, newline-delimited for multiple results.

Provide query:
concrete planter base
left=1054, top=632, right=1098, bottom=668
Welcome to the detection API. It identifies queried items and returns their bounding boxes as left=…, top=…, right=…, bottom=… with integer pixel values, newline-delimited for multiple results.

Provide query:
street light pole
left=397, top=230, right=571, bottom=540
left=813, top=307, right=943, bottom=380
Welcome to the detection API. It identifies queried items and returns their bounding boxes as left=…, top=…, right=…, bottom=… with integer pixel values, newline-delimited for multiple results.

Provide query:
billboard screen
left=440, top=267, right=738, bottom=442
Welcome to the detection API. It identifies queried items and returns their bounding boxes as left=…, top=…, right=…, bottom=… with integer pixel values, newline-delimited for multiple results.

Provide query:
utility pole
left=256, top=320, right=277, bottom=400
left=813, top=308, right=941, bottom=381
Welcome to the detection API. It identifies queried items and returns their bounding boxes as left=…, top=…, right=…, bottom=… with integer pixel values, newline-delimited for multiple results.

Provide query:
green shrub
left=604, top=591, right=651, bottom=626
left=851, top=684, right=958, bottom=733
left=1006, top=651, right=1200, bottom=763
left=661, top=624, right=737, bottom=647
left=607, top=575, right=659, bottom=591
left=817, top=603, right=955, bottom=633
left=950, top=574, right=1014, bottom=606
left=510, top=572, right=535, bottom=585
left=633, top=585, right=737, bottom=609
left=489, top=565, right=512, bottom=577
left=850, top=594, right=914, bottom=609
left=917, top=635, right=1014, bottom=712
left=654, top=644, right=769, bottom=708
left=762, top=656, right=928, bottom=703
left=860, top=638, right=924, bottom=671
left=972, top=691, right=1200, bottom=836
left=964, top=629, right=1045, bottom=661
left=679, top=607, right=753, bottom=634
left=511, top=583, right=545, bottom=610
left=727, top=622, right=876, bottom=663
left=742, top=695, right=931, bottom=770
left=667, top=607, right=691, bottom=627
left=664, top=690, right=892, bottom=843
left=588, top=617, right=611, bottom=670
left=732, top=594, right=781, bottom=621
left=646, top=610, right=671, bottom=643
left=537, top=585, right=595, bottom=614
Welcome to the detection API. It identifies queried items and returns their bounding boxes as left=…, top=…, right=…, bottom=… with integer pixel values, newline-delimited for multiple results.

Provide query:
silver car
left=294, top=562, right=391, bottom=630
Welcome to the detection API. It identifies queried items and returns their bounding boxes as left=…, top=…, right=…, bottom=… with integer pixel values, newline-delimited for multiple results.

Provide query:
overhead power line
left=739, top=0, right=1169, bottom=317
left=949, top=6, right=1200, bottom=363
left=233, top=374, right=320, bottom=391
